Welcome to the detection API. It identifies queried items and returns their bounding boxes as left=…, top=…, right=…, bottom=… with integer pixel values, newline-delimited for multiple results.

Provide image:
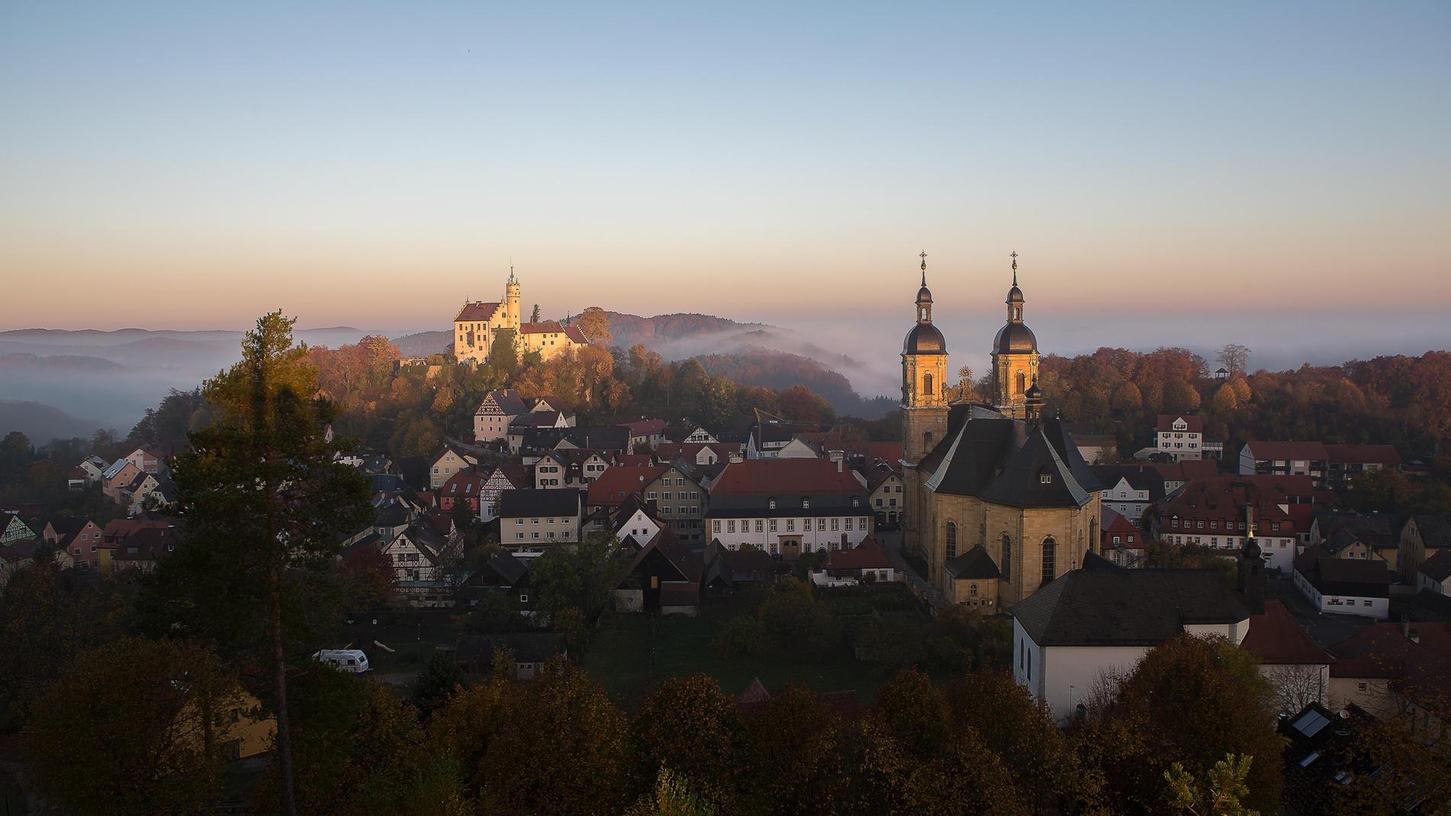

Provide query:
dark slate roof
left=1013, top=568, right=1250, bottom=647
left=374, top=503, right=411, bottom=528
left=978, top=426, right=1092, bottom=509
left=478, top=551, right=529, bottom=586
left=498, top=488, right=583, bottom=518
left=920, top=415, right=1016, bottom=496
left=483, top=388, right=528, bottom=416
left=944, top=545, right=1001, bottom=580
left=1422, top=550, right=1451, bottom=583
left=1294, top=547, right=1391, bottom=598
left=1411, top=514, right=1451, bottom=549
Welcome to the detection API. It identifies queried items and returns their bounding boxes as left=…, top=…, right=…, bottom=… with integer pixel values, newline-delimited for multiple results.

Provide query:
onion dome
left=994, top=322, right=1038, bottom=354
left=904, top=322, right=948, bottom=355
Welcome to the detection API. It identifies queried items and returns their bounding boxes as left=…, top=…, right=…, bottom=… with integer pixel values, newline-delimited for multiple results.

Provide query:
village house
left=1100, top=507, right=1148, bottom=568
left=533, top=448, right=614, bottom=489
left=1012, top=552, right=1255, bottom=723
left=439, top=468, right=487, bottom=517
left=1324, top=443, right=1402, bottom=489
left=611, top=495, right=664, bottom=548
left=706, top=456, right=872, bottom=558
left=614, top=529, right=703, bottom=615
left=1239, top=599, right=1335, bottom=714
left=429, top=444, right=479, bottom=490
left=1292, top=546, right=1391, bottom=620
left=1327, top=620, right=1450, bottom=741
left=865, top=463, right=905, bottom=528
left=1, top=511, right=37, bottom=544
left=1155, top=415, right=1207, bottom=461
left=100, top=459, right=141, bottom=504
left=499, top=489, right=584, bottom=552
left=653, top=441, right=740, bottom=468
left=587, top=463, right=708, bottom=544
left=1310, top=510, right=1399, bottom=571
left=479, top=461, right=529, bottom=522
left=1089, top=464, right=1167, bottom=523
left=1150, top=475, right=1315, bottom=572
left=42, top=518, right=104, bottom=570
left=1417, top=550, right=1451, bottom=595
left=1398, top=513, right=1451, bottom=584
left=617, top=418, right=668, bottom=450
left=1, top=539, right=74, bottom=588
left=457, top=551, right=533, bottom=615
left=472, top=388, right=528, bottom=443
left=810, top=537, right=897, bottom=587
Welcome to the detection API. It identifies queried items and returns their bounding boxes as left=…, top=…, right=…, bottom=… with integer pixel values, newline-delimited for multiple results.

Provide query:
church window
left=1016, top=371, right=1027, bottom=395
left=1001, top=534, right=1012, bottom=581
left=945, top=522, right=958, bottom=560
left=969, top=583, right=978, bottom=598
left=924, top=431, right=934, bottom=450
left=1041, top=537, right=1057, bottom=587
left=923, top=373, right=934, bottom=396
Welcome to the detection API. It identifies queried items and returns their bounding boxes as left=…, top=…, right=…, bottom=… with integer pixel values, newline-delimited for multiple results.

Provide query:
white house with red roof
left=706, top=458, right=872, bottom=557
left=1151, top=475, right=1314, bottom=572
left=1154, top=415, right=1206, bottom=461
left=810, top=537, right=897, bottom=586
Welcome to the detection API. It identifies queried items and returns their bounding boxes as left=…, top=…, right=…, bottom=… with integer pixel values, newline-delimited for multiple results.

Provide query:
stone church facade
left=901, top=253, right=1101, bottom=609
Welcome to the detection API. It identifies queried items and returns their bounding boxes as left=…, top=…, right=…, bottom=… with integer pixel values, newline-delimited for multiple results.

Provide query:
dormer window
left=768, top=497, right=777, bottom=510
left=851, top=497, right=860, bottom=508
left=801, top=498, right=810, bottom=509
left=1039, top=473, right=1053, bottom=485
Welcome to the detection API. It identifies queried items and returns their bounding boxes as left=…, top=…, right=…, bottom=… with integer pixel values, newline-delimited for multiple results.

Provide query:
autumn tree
left=1082, top=634, right=1283, bottom=814
left=531, top=303, right=542, bottom=322
left=633, top=675, right=745, bottom=809
left=1218, top=344, right=1251, bottom=378
left=576, top=306, right=612, bottom=345
left=23, top=637, right=238, bottom=815
left=141, top=312, right=372, bottom=816
left=1211, top=383, right=1240, bottom=411
left=530, top=530, right=628, bottom=627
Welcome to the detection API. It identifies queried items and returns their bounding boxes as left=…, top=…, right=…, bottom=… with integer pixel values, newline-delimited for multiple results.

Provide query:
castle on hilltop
left=453, top=268, right=588, bottom=364
left=900, top=251, right=1102, bottom=610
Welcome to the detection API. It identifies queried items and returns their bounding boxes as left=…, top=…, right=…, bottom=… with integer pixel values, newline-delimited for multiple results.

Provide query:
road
left=876, top=529, right=948, bottom=610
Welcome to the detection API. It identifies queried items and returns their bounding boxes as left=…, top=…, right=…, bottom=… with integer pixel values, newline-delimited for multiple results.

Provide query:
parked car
left=312, top=649, right=370, bottom=673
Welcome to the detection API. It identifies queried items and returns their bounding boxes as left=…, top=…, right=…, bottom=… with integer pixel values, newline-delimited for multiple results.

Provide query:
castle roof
left=456, top=301, right=501, bottom=322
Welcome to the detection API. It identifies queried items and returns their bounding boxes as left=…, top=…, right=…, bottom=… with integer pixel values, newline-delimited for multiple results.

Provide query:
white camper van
left=312, top=649, right=370, bottom=673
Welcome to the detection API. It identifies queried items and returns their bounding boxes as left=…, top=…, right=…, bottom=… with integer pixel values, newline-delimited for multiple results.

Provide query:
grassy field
left=584, top=586, right=926, bottom=708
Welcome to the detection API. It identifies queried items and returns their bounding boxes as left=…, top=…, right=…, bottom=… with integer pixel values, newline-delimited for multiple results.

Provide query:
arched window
left=1041, top=537, right=1057, bottom=587
left=969, top=583, right=978, bottom=598
left=1015, top=371, right=1027, bottom=395
left=1001, top=534, right=1012, bottom=581
left=945, top=521, right=958, bottom=560
left=924, top=431, right=934, bottom=450
left=924, top=372, right=934, bottom=396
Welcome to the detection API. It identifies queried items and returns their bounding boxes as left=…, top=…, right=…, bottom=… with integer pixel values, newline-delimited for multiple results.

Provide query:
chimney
left=829, top=449, right=845, bottom=472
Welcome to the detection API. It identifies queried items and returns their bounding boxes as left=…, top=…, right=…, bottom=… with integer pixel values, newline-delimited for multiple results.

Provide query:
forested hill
left=603, top=311, right=764, bottom=347
left=696, top=349, right=894, bottom=419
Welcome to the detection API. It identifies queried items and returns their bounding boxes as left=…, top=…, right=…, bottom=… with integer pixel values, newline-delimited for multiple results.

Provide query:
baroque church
left=900, top=253, right=1102, bottom=609
left=453, top=268, right=588, bottom=364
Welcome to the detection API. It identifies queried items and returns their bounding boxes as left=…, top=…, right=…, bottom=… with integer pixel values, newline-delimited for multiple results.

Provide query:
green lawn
left=584, top=588, right=926, bottom=708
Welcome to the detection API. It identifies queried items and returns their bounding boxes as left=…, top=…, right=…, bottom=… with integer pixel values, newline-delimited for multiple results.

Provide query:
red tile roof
left=1244, top=441, right=1329, bottom=461
left=866, top=441, right=904, bottom=463
left=710, top=459, right=865, bottom=497
left=1156, top=414, right=1204, bottom=433
left=1324, top=444, right=1402, bottom=467
left=587, top=465, right=669, bottom=507
left=456, top=301, right=500, bottom=322
left=1241, top=600, right=1335, bottom=665
left=520, top=321, right=567, bottom=335
left=825, top=537, right=891, bottom=570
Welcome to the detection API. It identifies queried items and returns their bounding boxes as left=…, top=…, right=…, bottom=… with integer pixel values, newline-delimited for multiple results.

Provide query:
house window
left=945, top=522, right=958, bottom=559
left=1041, top=537, right=1056, bottom=587
left=786, top=519, right=795, bottom=532
left=769, top=519, right=777, bottom=532
left=727, top=520, right=736, bottom=533
left=755, top=520, right=763, bottom=532
left=713, top=520, right=721, bottom=533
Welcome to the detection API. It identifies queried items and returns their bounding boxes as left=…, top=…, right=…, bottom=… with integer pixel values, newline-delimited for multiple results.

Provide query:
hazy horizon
left=4, top=2, right=1449, bottom=330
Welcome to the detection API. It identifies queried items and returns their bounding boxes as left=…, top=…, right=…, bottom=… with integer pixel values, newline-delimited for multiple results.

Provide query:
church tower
left=992, top=252, right=1040, bottom=419
left=901, top=251, right=950, bottom=463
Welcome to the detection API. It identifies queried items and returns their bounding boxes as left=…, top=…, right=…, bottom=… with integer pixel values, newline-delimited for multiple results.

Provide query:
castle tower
left=505, top=266, right=522, bottom=329
left=992, top=252, right=1040, bottom=419
left=901, top=251, right=950, bottom=463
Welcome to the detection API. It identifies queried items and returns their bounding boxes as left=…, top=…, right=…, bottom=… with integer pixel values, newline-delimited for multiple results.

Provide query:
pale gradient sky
left=2, top=2, right=1449, bottom=333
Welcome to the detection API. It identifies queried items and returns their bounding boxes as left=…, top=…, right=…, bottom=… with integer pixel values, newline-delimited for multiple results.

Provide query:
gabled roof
left=479, top=388, right=529, bottom=416
left=588, top=465, right=670, bottom=507
left=1294, top=546, right=1391, bottom=597
left=1013, top=568, right=1250, bottom=647
left=824, top=537, right=891, bottom=571
left=1420, top=549, right=1451, bottom=583
left=1156, top=414, right=1204, bottom=433
left=1089, top=464, right=1167, bottom=500
left=1241, top=600, right=1335, bottom=665
left=944, top=545, right=1000, bottom=580
left=456, top=301, right=500, bottom=322
left=978, top=426, right=1092, bottom=509
left=617, top=418, right=667, bottom=436
left=1409, top=514, right=1451, bottom=548
left=710, top=459, right=864, bottom=497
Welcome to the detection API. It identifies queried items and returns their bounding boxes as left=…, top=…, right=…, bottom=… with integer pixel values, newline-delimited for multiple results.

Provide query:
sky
left=2, top=2, right=1449, bottom=336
